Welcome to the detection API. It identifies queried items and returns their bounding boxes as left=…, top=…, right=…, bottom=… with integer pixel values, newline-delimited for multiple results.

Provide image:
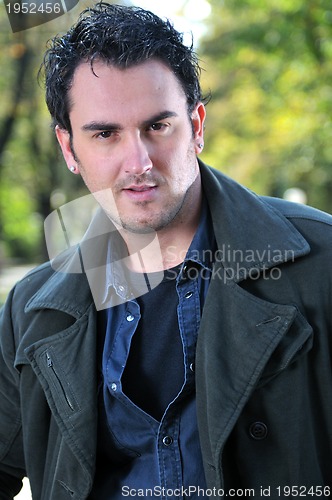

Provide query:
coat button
left=249, top=422, right=268, bottom=440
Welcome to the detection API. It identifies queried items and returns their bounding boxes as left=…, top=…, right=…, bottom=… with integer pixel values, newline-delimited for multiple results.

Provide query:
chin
left=119, top=201, right=184, bottom=234
left=121, top=223, right=156, bottom=235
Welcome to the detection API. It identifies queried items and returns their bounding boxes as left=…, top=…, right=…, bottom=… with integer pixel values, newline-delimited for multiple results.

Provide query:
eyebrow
left=81, top=110, right=179, bottom=132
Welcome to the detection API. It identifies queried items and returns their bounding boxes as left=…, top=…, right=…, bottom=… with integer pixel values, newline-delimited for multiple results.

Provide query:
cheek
left=77, top=151, right=117, bottom=181
left=159, top=136, right=195, bottom=167
left=78, top=163, right=116, bottom=195
left=163, top=157, right=198, bottom=192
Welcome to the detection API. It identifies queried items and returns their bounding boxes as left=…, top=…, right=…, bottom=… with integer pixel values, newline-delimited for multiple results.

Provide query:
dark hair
left=40, top=2, right=205, bottom=133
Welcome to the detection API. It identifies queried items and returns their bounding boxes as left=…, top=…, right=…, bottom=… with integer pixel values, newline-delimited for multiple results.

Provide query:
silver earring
left=70, top=166, right=76, bottom=173
left=198, top=143, right=204, bottom=149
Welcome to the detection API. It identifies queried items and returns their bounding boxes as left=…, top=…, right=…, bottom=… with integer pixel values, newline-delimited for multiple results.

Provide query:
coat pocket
left=256, top=308, right=313, bottom=387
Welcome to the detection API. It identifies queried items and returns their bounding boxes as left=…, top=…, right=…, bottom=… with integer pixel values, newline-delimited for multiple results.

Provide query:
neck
left=121, top=181, right=202, bottom=273
left=155, top=209, right=201, bottom=270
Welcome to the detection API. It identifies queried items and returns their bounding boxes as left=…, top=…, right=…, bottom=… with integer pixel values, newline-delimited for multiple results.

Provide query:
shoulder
left=17, top=261, right=55, bottom=287
left=202, top=162, right=332, bottom=234
left=262, top=195, right=332, bottom=227
left=1, top=261, right=55, bottom=317
left=260, top=196, right=332, bottom=254
left=2, top=244, right=83, bottom=316
left=12, top=260, right=57, bottom=298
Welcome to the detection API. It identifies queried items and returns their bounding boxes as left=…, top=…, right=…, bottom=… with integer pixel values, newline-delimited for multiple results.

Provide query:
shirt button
left=190, top=362, right=195, bottom=372
left=185, top=291, right=193, bottom=299
left=111, top=383, right=117, bottom=392
left=126, top=314, right=135, bottom=322
left=162, top=435, right=173, bottom=446
left=249, top=422, right=268, bottom=440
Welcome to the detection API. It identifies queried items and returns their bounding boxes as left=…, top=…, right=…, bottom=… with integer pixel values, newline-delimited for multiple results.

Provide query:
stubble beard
left=114, top=145, right=199, bottom=234
left=73, top=143, right=199, bottom=235
left=117, top=188, right=191, bottom=234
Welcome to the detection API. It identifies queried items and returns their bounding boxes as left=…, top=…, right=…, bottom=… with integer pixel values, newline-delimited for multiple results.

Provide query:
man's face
left=56, top=59, right=205, bottom=234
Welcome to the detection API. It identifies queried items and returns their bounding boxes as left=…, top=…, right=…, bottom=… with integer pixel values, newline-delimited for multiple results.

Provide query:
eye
left=148, top=122, right=168, bottom=132
left=98, top=130, right=114, bottom=139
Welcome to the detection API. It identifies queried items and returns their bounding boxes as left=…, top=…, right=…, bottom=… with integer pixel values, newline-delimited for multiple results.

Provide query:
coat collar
left=26, top=208, right=127, bottom=316
left=199, top=161, right=310, bottom=282
left=26, top=162, right=310, bottom=315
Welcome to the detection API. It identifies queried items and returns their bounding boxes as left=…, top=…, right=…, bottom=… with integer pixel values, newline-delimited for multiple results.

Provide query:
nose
left=123, top=133, right=153, bottom=175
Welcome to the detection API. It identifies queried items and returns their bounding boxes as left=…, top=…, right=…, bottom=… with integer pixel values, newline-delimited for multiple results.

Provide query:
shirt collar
left=103, top=233, right=133, bottom=305
left=181, top=195, right=216, bottom=273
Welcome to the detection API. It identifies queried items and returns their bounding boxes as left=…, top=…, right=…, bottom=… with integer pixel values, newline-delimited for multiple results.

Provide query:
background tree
left=0, top=1, right=99, bottom=265
left=1, top=0, right=332, bottom=269
left=199, top=0, right=332, bottom=211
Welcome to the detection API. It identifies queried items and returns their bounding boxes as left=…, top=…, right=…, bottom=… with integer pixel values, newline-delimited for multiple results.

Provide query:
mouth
left=122, top=184, right=158, bottom=201
left=125, top=184, right=156, bottom=191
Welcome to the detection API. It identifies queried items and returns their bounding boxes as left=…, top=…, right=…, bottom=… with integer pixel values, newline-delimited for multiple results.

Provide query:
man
left=0, top=3, right=331, bottom=499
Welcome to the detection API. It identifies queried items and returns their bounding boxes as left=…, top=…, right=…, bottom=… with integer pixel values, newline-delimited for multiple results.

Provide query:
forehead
left=68, top=59, right=187, bottom=123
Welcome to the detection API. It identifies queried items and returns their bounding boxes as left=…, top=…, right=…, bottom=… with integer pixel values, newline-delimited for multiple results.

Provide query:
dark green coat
left=1, top=164, right=331, bottom=498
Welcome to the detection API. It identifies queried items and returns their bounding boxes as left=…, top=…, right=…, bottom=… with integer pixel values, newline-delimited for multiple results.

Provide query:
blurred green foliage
left=0, top=0, right=331, bottom=267
left=0, top=2, right=93, bottom=264
left=199, top=0, right=332, bottom=210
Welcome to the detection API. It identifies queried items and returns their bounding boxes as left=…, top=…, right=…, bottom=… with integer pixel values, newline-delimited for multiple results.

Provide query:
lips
left=122, top=184, right=157, bottom=201
left=124, top=184, right=156, bottom=191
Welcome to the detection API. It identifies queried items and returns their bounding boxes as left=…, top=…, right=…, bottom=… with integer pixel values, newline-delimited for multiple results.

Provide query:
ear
left=191, top=102, right=206, bottom=155
left=55, top=126, right=80, bottom=174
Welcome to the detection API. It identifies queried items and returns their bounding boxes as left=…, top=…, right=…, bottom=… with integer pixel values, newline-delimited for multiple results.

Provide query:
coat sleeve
left=0, top=289, right=26, bottom=499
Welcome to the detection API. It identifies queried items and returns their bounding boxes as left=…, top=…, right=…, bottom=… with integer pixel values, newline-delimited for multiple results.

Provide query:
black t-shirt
left=121, top=265, right=184, bottom=421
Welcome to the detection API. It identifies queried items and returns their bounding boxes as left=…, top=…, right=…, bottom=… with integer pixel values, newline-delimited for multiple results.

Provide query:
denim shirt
left=90, top=199, right=216, bottom=499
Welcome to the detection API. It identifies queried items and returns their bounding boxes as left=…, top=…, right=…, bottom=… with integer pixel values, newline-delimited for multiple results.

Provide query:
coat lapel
left=196, top=266, right=313, bottom=487
left=197, top=164, right=313, bottom=487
